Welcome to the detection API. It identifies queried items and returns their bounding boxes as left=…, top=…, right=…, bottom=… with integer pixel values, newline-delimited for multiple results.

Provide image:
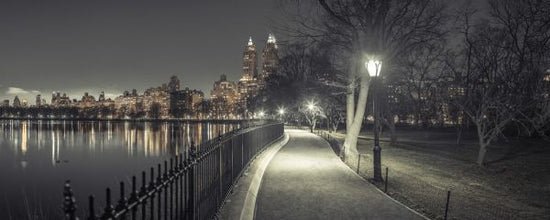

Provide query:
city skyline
left=0, top=0, right=282, bottom=102
left=1, top=34, right=279, bottom=105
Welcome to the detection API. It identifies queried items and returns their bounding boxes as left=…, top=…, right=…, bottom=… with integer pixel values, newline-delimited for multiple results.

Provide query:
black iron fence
left=62, top=123, right=284, bottom=220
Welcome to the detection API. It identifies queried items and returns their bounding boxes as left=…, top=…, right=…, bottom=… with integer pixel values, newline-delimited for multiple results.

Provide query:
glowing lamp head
left=278, top=108, right=285, bottom=115
left=366, top=60, right=382, bottom=77
left=258, top=111, right=265, bottom=117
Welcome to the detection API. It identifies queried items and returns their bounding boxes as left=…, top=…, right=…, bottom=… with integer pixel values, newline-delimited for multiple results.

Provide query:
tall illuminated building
left=242, top=36, right=258, bottom=81
left=168, top=75, right=180, bottom=92
left=13, top=96, right=21, bottom=107
left=238, top=37, right=261, bottom=117
left=260, top=33, right=279, bottom=84
left=211, top=74, right=239, bottom=119
left=36, top=94, right=42, bottom=106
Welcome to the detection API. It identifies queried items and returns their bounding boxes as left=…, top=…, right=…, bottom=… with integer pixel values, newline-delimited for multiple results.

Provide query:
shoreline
left=0, top=117, right=264, bottom=123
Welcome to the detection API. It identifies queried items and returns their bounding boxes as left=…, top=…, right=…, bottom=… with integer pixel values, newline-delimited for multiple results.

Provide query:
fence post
left=444, top=190, right=451, bottom=220
left=187, top=144, right=197, bottom=220
left=87, top=195, right=96, bottom=220
left=63, top=180, right=79, bottom=220
left=356, top=155, right=361, bottom=174
left=385, top=167, right=388, bottom=193
left=116, top=181, right=126, bottom=212
left=101, top=188, right=114, bottom=219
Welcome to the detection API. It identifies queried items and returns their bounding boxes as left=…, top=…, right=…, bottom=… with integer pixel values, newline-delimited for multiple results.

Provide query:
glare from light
left=366, top=59, right=382, bottom=77
left=306, top=101, right=316, bottom=111
left=278, top=107, right=285, bottom=115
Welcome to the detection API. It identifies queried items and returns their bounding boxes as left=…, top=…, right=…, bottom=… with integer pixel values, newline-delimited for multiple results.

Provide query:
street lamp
left=366, top=58, right=383, bottom=182
left=307, top=103, right=315, bottom=111
left=278, top=107, right=286, bottom=124
left=305, top=100, right=317, bottom=132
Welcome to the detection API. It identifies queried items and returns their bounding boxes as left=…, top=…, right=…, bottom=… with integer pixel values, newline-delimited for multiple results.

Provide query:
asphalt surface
left=254, top=129, right=426, bottom=220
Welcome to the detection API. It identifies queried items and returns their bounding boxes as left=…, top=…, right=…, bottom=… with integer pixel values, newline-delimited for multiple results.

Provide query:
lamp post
left=278, top=107, right=286, bottom=124
left=367, top=59, right=383, bottom=182
left=306, top=101, right=317, bottom=132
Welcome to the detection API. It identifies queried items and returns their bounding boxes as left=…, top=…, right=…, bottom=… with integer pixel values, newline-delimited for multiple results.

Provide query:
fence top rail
left=193, top=123, right=282, bottom=160
left=195, top=123, right=281, bottom=151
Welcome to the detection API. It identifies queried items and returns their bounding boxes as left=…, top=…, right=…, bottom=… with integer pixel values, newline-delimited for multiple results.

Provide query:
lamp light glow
left=278, top=107, right=285, bottom=115
left=366, top=60, right=382, bottom=77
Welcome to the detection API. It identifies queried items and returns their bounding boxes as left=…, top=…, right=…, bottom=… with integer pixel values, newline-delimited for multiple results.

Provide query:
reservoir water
left=0, top=119, right=240, bottom=219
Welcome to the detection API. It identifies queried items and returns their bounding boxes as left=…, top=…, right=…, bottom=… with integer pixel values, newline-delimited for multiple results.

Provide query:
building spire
left=248, top=36, right=253, bottom=46
left=267, top=33, right=276, bottom=44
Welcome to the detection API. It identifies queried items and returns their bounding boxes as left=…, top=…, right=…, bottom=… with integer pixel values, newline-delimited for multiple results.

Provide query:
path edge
left=218, top=132, right=290, bottom=220
left=318, top=133, right=431, bottom=220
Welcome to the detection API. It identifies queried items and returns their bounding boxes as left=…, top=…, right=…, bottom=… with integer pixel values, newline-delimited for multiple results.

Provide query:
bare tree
left=299, top=100, right=325, bottom=132
left=448, top=0, right=550, bottom=165
left=280, top=0, right=448, bottom=163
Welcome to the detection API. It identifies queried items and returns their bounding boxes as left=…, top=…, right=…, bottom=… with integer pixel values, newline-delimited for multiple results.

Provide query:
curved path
left=254, top=129, right=426, bottom=220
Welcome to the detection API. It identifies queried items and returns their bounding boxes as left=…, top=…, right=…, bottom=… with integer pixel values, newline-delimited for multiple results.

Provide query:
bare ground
left=326, top=128, right=550, bottom=220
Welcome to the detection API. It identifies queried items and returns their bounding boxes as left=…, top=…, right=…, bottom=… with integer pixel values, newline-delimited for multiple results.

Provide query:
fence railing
left=62, top=123, right=284, bottom=220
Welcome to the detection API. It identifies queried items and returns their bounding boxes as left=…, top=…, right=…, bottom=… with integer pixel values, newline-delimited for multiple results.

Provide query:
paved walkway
left=255, top=129, right=425, bottom=220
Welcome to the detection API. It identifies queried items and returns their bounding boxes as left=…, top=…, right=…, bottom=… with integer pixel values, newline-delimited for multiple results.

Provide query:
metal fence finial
left=63, top=180, right=79, bottom=220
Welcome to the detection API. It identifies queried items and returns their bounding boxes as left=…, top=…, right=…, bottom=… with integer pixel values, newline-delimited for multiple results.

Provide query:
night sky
left=0, top=0, right=281, bottom=102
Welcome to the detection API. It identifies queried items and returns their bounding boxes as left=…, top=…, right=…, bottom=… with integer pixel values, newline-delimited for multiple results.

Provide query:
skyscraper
left=36, top=94, right=42, bottom=106
left=13, top=96, right=21, bottom=107
left=260, top=33, right=279, bottom=83
left=99, top=91, right=106, bottom=102
left=168, top=75, right=180, bottom=92
left=242, top=37, right=258, bottom=81
left=211, top=74, right=239, bottom=119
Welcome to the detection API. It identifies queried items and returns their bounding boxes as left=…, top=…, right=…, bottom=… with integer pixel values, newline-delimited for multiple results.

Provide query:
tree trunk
left=456, top=115, right=466, bottom=146
left=346, top=83, right=355, bottom=132
left=476, top=123, right=487, bottom=166
left=456, top=123, right=463, bottom=147
left=343, top=74, right=371, bottom=160
left=389, top=121, right=397, bottom=146
left=477, top=141, right=487, bottom=166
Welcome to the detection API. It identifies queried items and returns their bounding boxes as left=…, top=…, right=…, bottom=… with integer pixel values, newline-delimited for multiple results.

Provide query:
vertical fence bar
left=149, top=167, right=155, bottom=220
left=385, top=167, right=389, bottom=193
left=102, top=188, right=114, bottom=219
left=130, top=176, right=138, bottom=220
left=157, top=164, right=162, bottom=220
left=444, top=190, right=451, bottom=220
left=174, top=156, right=178, bottom=220
left=140, top=171, right=146, bottom=220
left=166, top=160, right=170, bottom=220
left=187, top=151, right=195, bottom=220
left=87, top=195, right=96, bottom=220
left=356, top=155, right=361, bottom=174
left=117, top=181, right=127, bottom=219
left=63, top=180, right=77, bottom=220
left=218, top=143, right=222, bottom=208
left=179, top=154, right=184, bottom=219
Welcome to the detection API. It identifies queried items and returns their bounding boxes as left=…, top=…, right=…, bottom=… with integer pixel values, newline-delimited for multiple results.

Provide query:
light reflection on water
left=0, top=119, right=240, bottom=219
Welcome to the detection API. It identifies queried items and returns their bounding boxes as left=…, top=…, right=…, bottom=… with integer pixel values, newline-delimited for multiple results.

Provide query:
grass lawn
left=328, top=128, right=550, bottom=220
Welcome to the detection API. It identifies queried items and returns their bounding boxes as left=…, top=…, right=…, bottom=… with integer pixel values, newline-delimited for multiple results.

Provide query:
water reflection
left=1, top=120, right=238, bottom=167
left=0, top=119, right=240, bottom=219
